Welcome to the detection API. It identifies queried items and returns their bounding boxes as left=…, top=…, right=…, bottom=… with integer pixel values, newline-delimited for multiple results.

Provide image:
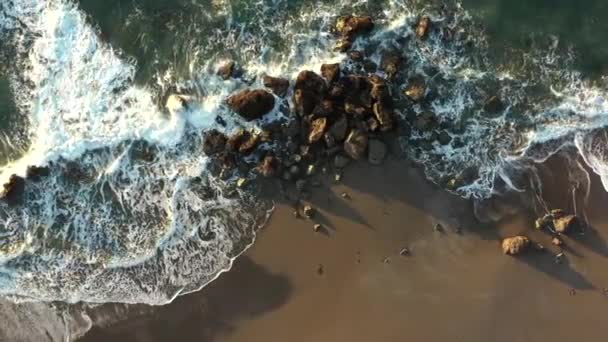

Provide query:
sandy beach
left=79, top=154, right=608, bottom=342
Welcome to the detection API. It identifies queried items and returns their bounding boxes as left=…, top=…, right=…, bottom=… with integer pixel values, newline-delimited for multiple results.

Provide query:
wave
left=1, top=0, right=608, bottom=307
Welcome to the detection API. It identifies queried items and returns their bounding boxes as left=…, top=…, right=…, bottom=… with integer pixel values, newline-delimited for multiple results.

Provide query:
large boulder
left=293, top=89, right=318, bottom=117
left=1, top=175, right=25, bottom=206
left=263, top=75, right=290, bottom=97
left=502, top=236, right=530, bottom=255
left=344, top=129, right=369, bottom=160
left=227, top=89, right=275, bottom=121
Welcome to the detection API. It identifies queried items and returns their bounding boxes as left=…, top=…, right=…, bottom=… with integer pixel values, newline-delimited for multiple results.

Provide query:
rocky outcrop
left=263, top=76, right=290, bottom=97
left=227, top=89, right=275, bottom=121
left=502, top=236, right=530, bottom=255
left=203, top=130, right=228, bottom=156
left=1, top=175, right=25, bottom=206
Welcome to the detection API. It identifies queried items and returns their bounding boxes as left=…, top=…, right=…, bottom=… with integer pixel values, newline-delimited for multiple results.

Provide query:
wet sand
left=81, top=155, right=608, bottom=342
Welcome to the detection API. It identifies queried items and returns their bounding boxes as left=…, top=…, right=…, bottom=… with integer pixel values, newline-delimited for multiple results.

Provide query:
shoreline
left=79, top=153, right=608, bottom=342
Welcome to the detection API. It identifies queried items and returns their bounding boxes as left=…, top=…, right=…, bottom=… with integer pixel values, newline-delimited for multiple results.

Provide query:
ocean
left=0, top=0, right=607, bottom=333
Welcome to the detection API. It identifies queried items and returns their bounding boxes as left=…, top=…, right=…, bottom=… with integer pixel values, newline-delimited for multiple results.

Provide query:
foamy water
left=0, top=0, right=608, bottom=311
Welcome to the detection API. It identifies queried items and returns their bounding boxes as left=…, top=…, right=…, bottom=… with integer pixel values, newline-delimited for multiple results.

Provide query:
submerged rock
left=263, top=75, right=290, bottom=97
left=227, top=89, right=275, bottom=121
left=335, top=15, right=374, bottom=38
left=381, top=54, right=402, bottom=80
left=166, top=94, right=193, bottom=116
left=404, top=81, right=426, bottom=102
left=26, top=165, right=50, bottom=182
left=483, top=95, right=505, bottom=114
left=502, top=236, right=530, bottom=255
left=344, top=129, right=369, bottom=160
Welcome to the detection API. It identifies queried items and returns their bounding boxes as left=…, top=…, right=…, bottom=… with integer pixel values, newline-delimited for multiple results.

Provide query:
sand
left=80, top=154, right=608, bottom=342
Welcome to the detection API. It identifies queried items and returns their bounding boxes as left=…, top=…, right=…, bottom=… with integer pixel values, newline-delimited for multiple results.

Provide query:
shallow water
left=0, top=0, right=607, bottom=307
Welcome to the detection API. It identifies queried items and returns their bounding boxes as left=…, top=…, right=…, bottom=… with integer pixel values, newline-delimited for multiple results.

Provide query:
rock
left=483, top=95, right=504, bottom=114
left=308, top=117, right=328, bottom=143
left=552, top=237, right=563, bottom=247
left=295, top=70, right=327, bottom=94
left=368, top=139, right=387, bottom=165
left=437, top=131, right=452, bottom=145
left=367, top=117, right=380, bottom=132
left=415, top=111, right=437, bottom=131
left=404, top=82, right=426, bottom=102
left=334, top=154, right=351, bottom=169
left=313, top=224, right=322, bottom=232
left=400, top=248, right=411, bottom=256
left=328, top=83, right=346, bottom=100
left=335, top=38, right=353, bottom=52
left=348, top=50, right=364, bottom=61
left=227, top=89, right=275, bottom=121
left=303, top=205, right=315, bottom=219
left=166, top=94, right=193, bottom=116
left=381, top=55, right=402, bottom=80
left=293, top=89, right=318, bottom=117
left=312, top=100, right=336, bottom=118
left=370, top=80, right=390, bottom=103
left=341, top=192, right=350, bottom=199
left=502, top=236, right=530, bottom=255
left=416, top=16, right=431, bottom=40
left=203, top=129, right=228, bottom=156
left=344, top=129, right=369, bottom=160
left=372, top=102, right=394, bottom=132
left=555, top=252, right=565, bottom=264
left=321, top=63, right=340, bottom=83
left=296, top=179, right=307, bottom=192
left=236, top=178, right=248, bottom=188
left=306, top=164, right=316, bottom=176
left=535, top=214, right=553, bottom=230
left=553, top=214, right=579, bottom=235
left=257, top=155, right=277, bottom=177
left=217, top=61, right=236, bottom=80
left=26, top=165, right=50, bottom=182
left=324, top=132, right=337, bottom=148
left=263, top=75, right=290, bottom=97
left=1, top=174, right=25, bottom=206
left=289, top=165, right=301, bottom=176
left=328, top=116, right=349, bottom=141
left=335, top=16, right=374, bottom=38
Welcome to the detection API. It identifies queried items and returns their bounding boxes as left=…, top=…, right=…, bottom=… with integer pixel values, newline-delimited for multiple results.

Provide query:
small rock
left=434, top=223, right=444, bottom=232
left=415, top=111, right=437, bottom=131
left=227, top=89, right=275, bottom=121
left=404, top=82, right=426, bottom=102
left=416, top=16, right=431, bottom=40
left=335, top=173, right=343, bottom=183
left=381, top=55, right=402, bottom=80
left=400, top=248, right=410, bottom=256
left=26, top=165, right=50, bottom=182
left=348, top=50, right=364, bottom=61
left=335, top=15, right=374, bottom=38
left=238, top=134, right=260, bottom=155
left=334, top=154, right=351, bottom=169
left=341, top=192, right=350, bottom=199
left=383, top=257, right=391, bottom=264
left=309, top=117, right=328, bottom=143
left=313, top=224, right=322, bottom=232
left=321, top=63, right=340, bottom=83
left=293, top=210, right=301, bottom=218
left=317, top=264, right=324, bottom=276
left=552, top=237, right=563, bottom=247
left=335, top=38, right=353, bottom=52
left=257, top=155, right=277, bottom=177
left=290, top=164, right=301, bottom=176
left=372, top=102, right=394, bottom=132
left=263, top=75, right=290, bottom=97
left=236, top=178, right=248, bottom=188
left=303, top=205, right=315, bottom=219
left=502, top=236, right=530, bottom=255
left=344, top=129, right=369, bottom=160
left=166, top=94, right=193, bottom=116
left=368, top=139, right=387, bottom=165
left=306, top=164, right=316, bottom=176
left=437, top=131, right=452, bottom=145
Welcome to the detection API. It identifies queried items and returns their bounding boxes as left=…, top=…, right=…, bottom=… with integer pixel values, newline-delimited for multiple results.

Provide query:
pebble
left=383, top=257, right=391, bottom=264
left=317, top=264, right=324, bottom=276
left=303, top=205, right=315, bottom=219
left=555, top=252, right=565, bottom=264
left=335, top=173, right=343, bottom=182
left=313, top=224, right=322, bottom=232
left=400, top=247, right=410, bottom=256
left=341, top=192, right=350, bottom=199
left=433, top=223, right=444, bottom=232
